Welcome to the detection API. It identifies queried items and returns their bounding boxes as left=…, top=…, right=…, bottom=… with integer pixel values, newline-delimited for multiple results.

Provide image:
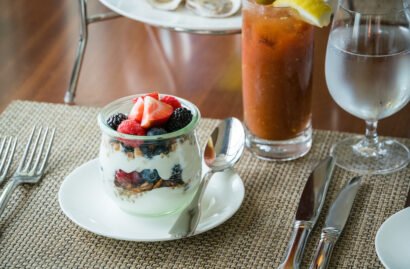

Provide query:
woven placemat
left=0, top=101, right=409, bottom=268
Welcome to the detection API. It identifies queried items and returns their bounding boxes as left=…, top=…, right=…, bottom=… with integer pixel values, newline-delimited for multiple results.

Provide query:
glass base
left=330, top=136, right=409, bottom=174
left=245, top=125, right=312, bottom=161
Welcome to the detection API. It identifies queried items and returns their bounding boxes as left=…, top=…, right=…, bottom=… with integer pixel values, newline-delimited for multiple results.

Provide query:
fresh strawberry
left=141, top=96, right=173, bottom=129
left=160, top=96, right=181, bottom=110
left=118, top=120, right=146, bottom=135
left=117, top=120, right=146, bottom=147
left=132, top=92, right=159, bottom=103
left=129, top=97, right=144, bottom=122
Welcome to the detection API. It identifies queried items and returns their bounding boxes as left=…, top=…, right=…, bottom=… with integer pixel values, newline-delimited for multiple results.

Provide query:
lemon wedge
left=273, top=0, right=332, bottom=27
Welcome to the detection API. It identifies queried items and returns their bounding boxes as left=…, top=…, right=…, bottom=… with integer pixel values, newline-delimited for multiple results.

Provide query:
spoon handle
left=169, top=170, right=214, bottom=238
left=187, top=170, right=214, bottom=236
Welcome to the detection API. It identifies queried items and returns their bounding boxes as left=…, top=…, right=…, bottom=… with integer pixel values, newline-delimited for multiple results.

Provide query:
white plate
left=99, top=0, right=242, bottom=34
left=375, top=207, right=410, bottom=269
left=58, top=159, right=244, bottom=241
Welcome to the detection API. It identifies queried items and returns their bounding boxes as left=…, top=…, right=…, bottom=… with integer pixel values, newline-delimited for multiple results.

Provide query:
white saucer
left=99, top=0, right=241, bottom=34
left=58, top=159, right=244, bottom=241
left=375, top=207, right=410, bottom=269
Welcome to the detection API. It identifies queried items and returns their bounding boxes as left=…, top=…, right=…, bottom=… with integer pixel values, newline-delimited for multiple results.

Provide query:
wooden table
left=0, top=0, right=409, bottom=138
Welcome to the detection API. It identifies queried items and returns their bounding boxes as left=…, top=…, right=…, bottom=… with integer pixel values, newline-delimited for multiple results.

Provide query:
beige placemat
left=0, top=100, right=409, bottom=268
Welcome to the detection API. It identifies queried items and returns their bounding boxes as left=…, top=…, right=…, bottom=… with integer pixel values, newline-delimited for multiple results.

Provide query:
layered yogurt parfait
left=98, top=93, right=202, bottom=216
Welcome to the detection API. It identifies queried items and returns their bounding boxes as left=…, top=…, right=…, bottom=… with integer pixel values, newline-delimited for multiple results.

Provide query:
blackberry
left=141, top=169, right=160, bottom=183
left=107, top=113, right=127, bottom=130
left=170, top=164, right=183, bottom=184
left=165, top=108, right=193, bottom=133
left=147, top=128, right=167, bottom=136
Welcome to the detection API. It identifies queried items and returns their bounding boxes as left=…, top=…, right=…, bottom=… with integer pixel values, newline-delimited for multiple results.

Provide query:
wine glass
left=325, top=0, right=410, bottom=174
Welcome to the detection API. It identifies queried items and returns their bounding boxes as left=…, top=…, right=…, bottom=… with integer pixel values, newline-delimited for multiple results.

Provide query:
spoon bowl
left=204, top=117, right=245, bottom=171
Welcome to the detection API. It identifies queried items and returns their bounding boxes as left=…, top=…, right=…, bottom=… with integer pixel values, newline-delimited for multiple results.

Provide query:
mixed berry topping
left=107, top=93, right=193, bottom=135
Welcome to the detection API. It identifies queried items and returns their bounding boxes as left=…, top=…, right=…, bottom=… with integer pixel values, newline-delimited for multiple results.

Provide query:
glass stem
left=365, top=120, right=378, bottom=143
left=362, top=120, right=379, bottom=150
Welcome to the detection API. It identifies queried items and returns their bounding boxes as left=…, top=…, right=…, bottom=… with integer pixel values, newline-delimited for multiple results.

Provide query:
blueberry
left=147, top=128, right=167, bottom=136
left=154, top=145, right=169, bottom=156
left=121, top=143, right=134, bottom=153
left=140, top=143, right=169, bottom=159
left=141, top=169, right=160, bottom=183
left=139, top=144, right=153, bottom=159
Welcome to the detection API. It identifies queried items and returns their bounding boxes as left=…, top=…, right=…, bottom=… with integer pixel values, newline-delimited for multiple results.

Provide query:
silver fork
left=0, top=136, right=17, bottom=184
left=0, top=126, right=55, bottom=217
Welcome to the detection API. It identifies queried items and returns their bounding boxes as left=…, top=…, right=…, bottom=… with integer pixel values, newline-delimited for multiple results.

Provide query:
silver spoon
left=169, top=117, right=245, bottom=238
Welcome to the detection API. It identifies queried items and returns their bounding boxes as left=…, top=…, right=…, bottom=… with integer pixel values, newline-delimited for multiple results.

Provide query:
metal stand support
left=64, top=0, right=121, bottom=104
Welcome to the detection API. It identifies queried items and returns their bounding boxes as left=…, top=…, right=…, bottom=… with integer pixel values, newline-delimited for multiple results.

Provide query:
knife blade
left=405, top=186, right=410, bottom=208
left=278, top=156, right=335, bottom=269
left=309, top=176, right=362, bottom=269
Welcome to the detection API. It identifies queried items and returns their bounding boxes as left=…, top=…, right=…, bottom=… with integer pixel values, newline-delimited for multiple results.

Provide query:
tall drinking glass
left=326, top=0, right=410, bottom=174
left=242, top=0, right=314, bottom=161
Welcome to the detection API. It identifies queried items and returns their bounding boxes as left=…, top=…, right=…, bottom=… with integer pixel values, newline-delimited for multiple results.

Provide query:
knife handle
left=309, top=229, right=339, bottom=269
left=278, top=220, right=313, bottom=269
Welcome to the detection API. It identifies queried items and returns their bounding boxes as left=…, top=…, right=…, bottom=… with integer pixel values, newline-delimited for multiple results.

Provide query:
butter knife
left=309, top=176, right=362, bottom=269
left=278, top=157, right=335, bottom=269
left=405, top=186, right=410, bottom=208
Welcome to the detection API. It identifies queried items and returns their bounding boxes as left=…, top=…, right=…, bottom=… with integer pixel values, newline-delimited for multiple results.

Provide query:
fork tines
left=17, top=126, right=55, bottom=176
left=0, top=136, right=17, bottom=183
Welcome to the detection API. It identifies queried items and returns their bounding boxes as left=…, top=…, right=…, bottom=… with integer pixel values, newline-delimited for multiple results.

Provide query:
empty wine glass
left=325, top=0, right=410, bottom=174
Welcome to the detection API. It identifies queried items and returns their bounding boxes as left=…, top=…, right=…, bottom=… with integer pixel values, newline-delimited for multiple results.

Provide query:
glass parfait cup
left=97, top=94, right=202, bottom=216
left=242, top=0, right=314, bottom=161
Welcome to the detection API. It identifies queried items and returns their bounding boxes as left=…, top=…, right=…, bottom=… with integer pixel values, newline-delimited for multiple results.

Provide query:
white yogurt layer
left=98, top=134, right=202, bottom=215
left=99, top=136, right=201, bottom=181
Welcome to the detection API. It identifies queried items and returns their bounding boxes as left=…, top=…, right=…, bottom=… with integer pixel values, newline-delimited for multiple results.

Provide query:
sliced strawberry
left=132, top=92, right=159, bottom=103
left=144, top=92, right=159, bottom=100
left=141, top=96, right=173, bottom=129
left=117, top=120, right=146, bottom=147
left=129, top=97, right=144, bottom=122
left=160, top=96, right=181, bottom=110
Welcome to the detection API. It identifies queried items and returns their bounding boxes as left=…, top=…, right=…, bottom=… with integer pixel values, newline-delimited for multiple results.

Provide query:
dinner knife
left=405, top=186, right=410, bottom=208
left=278, top=156, right=335, bottom=269
left=309, top=176, right=362, bottom=269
